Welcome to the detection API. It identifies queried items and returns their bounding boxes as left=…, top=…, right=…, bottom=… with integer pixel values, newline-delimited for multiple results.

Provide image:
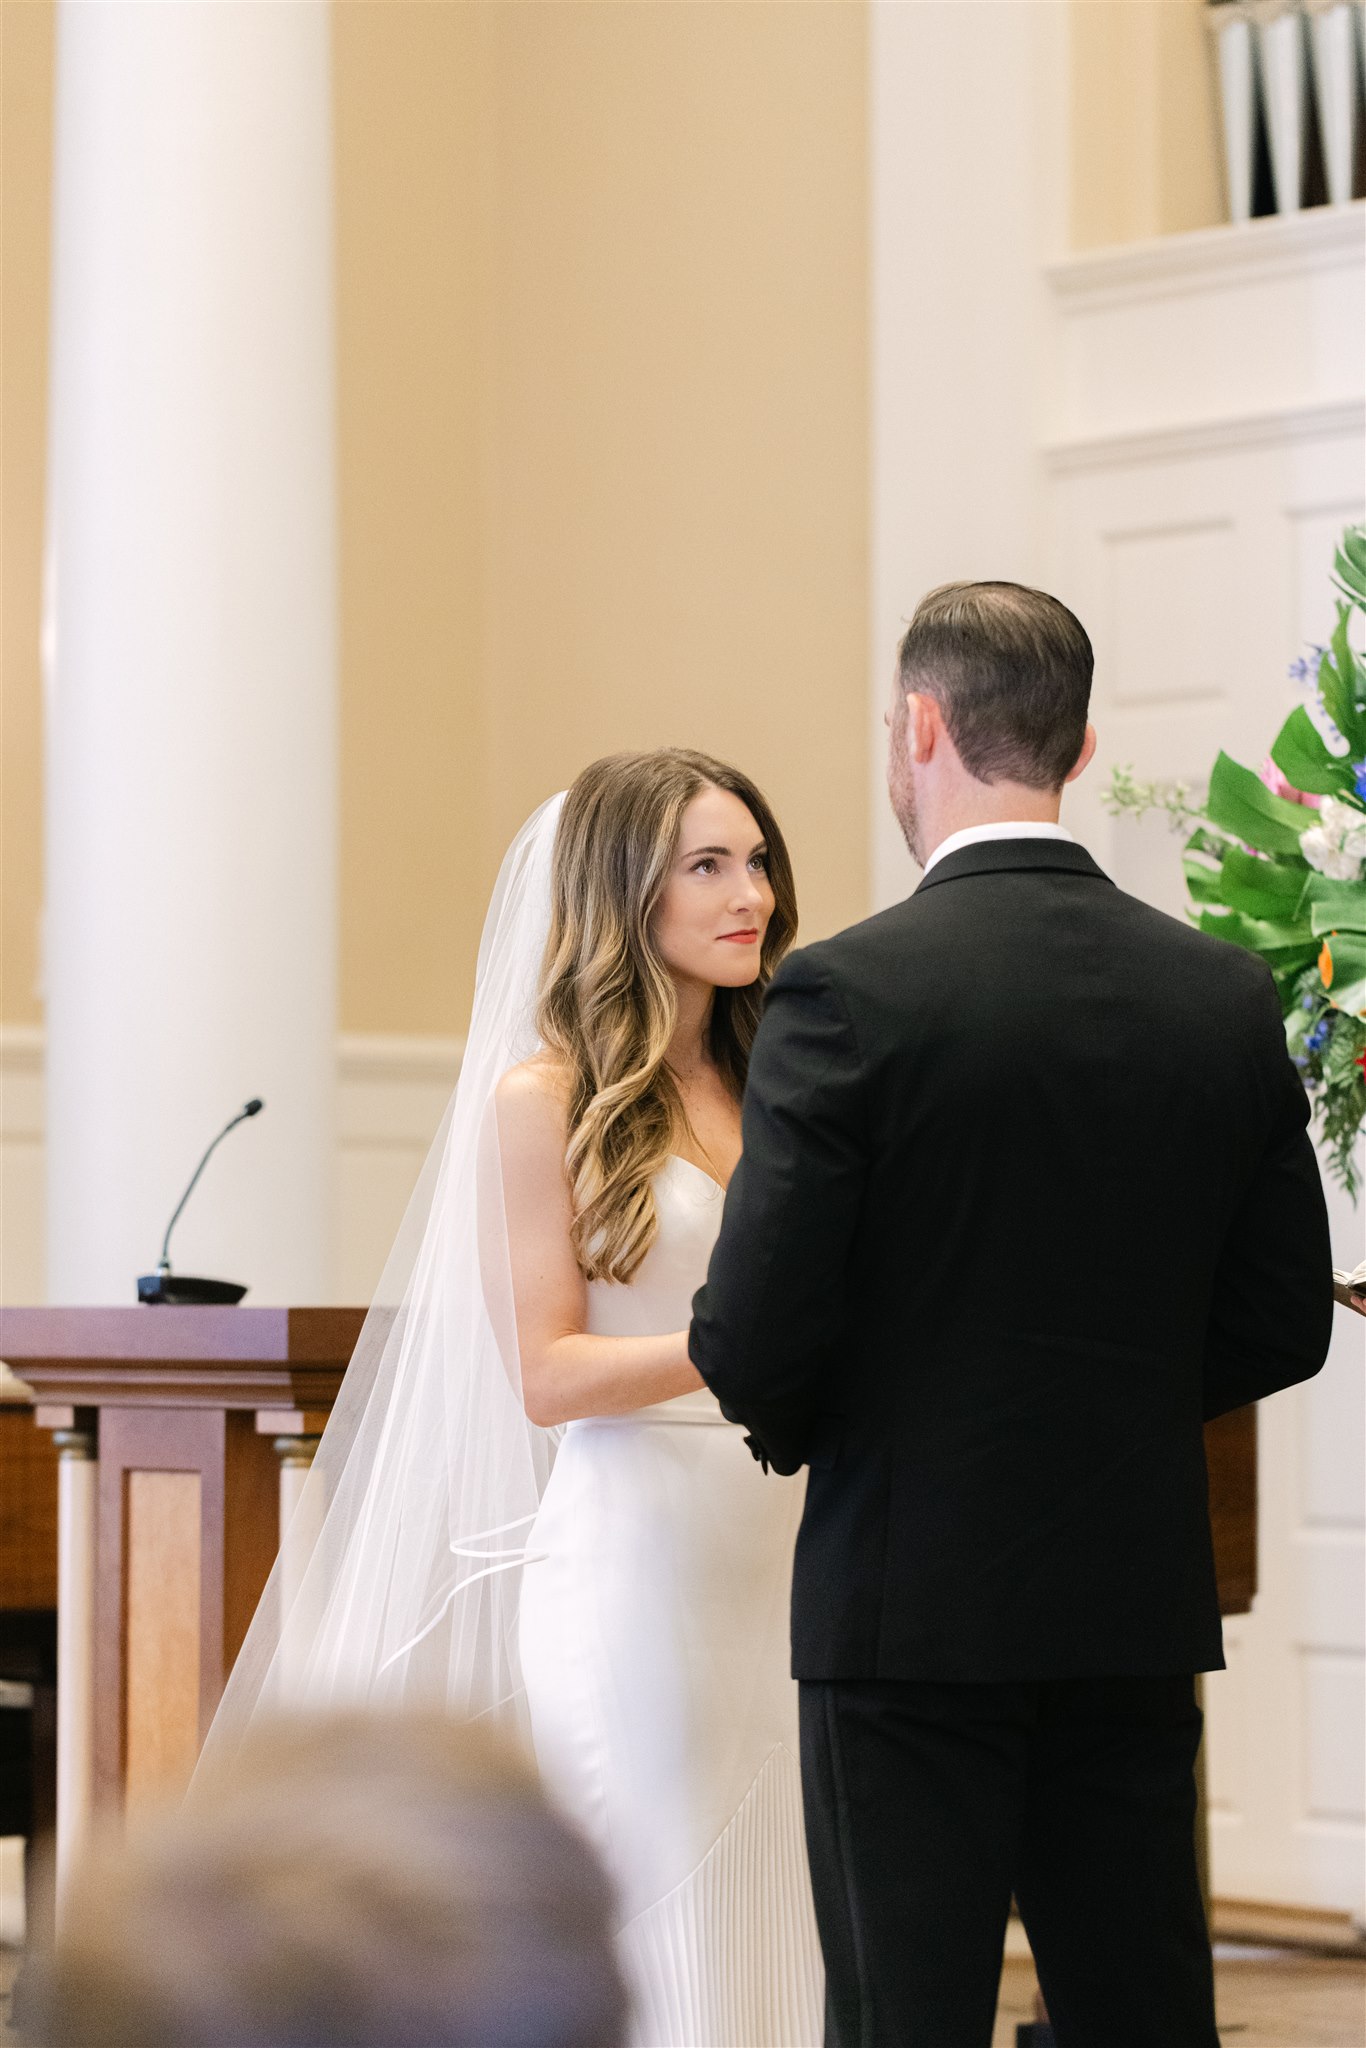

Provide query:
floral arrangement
left=1106, top=523, right=1366, bottom=1196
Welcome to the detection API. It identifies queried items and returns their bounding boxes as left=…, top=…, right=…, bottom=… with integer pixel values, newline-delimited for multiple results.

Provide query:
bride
left=203, top=747, right=823, bottom=2047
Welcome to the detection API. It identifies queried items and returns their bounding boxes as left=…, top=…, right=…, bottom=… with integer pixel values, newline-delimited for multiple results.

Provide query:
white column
left=275, top=1432, right=323, bottom=1549
left=53, top=1427, right=96, bottom=1910
left=44, top=0, right=337, bottom=1305
left=272, top=1431, right=325, bottom=1691
left=868, top=1, right=1070, bottom=908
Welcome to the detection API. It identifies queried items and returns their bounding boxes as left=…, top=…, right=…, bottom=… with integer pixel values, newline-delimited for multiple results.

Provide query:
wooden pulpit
left=1206, top=1406, right=1257, bottom=1616
left=0, top=1368, right=59, bottom=1944
left=0, top=1304, right=1257, bottom=1970
left=0, top=1305, right=364, bottom=1894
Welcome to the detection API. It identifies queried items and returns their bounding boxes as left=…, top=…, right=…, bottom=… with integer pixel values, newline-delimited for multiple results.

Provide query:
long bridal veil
left=199, top=794, right=567, bottom=1773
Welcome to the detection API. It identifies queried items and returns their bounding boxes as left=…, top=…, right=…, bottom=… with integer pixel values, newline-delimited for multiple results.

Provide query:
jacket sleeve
left=1202, top=964, right=1334, bottom=1420
left=689, top=950, right=868, bottom=1474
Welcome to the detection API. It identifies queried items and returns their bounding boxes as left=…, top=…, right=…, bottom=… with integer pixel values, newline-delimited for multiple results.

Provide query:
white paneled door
left=1052, top=420, right=1365, bottom=1912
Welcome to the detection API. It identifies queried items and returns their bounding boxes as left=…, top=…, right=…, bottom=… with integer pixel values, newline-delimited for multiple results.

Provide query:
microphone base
left=137, top=1272, right=248, bottom=1306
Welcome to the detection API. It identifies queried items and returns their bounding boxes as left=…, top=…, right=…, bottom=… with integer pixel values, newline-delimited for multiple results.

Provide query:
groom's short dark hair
left=897, top=581, right=1093, bottom=791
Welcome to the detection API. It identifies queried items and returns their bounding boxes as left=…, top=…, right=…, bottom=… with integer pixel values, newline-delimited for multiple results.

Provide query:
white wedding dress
left=519, top=1153, right=824, bottom=2048
left=201, top=795, right=822, bottom=2046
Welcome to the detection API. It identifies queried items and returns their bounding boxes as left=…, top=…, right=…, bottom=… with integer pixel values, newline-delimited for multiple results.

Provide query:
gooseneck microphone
left=137, top=1098, right=265, bottom=1305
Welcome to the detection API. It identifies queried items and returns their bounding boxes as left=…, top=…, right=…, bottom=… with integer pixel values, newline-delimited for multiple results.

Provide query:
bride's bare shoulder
left=495, top=1054, right=572, bottom=1136
left=494, top=1057, right=573, bottom=1200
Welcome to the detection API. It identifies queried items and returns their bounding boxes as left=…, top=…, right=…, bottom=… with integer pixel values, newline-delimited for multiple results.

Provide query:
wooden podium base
left=0, top=1305, right=363, bottom=1903
left=90, top=1405, right=280, bottom=1806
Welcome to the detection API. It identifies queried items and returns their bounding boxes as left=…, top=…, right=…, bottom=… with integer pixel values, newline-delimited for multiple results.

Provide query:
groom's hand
left=712, top=1397, right=785, bottom=1476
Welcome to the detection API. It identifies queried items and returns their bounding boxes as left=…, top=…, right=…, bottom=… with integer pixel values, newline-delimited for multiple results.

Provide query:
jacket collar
left=914, top=837, right=1112, bottom=894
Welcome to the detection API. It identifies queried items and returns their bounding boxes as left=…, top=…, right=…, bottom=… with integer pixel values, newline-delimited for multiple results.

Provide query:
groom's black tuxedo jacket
left=690, top=839, right=1333, bottom=1683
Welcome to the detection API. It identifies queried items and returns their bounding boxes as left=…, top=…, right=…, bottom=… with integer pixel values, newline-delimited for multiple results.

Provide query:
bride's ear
left=1064, top=723, right=1098, bottom=785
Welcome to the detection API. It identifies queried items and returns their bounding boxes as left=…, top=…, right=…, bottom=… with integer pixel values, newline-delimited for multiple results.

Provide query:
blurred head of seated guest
left=36, top=1713, right=627, bottom=2048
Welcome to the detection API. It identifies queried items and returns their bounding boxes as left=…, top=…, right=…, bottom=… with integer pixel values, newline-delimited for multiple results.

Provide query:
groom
left=690, top=580, right=1334, bottom=2048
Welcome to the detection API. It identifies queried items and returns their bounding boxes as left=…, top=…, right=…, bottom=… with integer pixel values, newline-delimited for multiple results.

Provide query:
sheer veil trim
left=198, top=794, right=566, bottom=1772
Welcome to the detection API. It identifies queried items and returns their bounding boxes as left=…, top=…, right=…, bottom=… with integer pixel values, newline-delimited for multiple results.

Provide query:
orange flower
left=1319, top=936, right=1335, bottom=988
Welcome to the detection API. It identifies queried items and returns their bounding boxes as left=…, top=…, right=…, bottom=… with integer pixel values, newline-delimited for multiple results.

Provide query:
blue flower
left=1302, top=992, right=1317, bottom=1010
left=1354, top=761, right=1366, bottom=801
left=1288, top=646, right=1326, bottom=682
left=1307, top=1017, right=1332, bottom=1053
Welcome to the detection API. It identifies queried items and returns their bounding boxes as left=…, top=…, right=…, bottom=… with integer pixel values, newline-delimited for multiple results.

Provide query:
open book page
left=1331, top=1257, right=1366, bottom=1306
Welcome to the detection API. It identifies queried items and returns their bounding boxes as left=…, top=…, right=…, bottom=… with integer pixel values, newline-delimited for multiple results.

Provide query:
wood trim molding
left=0, top=1305, right=366, bottom=1363
left=23, top=1361, right=350, bottom=1411
left=0, top=1307, right=366, bottom=1410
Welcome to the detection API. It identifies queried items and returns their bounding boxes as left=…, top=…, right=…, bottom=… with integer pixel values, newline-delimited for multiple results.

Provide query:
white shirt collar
left=921, top=820, right=1075, bottom=876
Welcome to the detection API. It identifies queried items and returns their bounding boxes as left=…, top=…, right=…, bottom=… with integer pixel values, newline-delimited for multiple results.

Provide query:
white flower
left=1317, top=796, right=1366, bottom=859
left=1300, top=827, right=1364, bottom=882
left=1301, top=797, right=1366, bottom=881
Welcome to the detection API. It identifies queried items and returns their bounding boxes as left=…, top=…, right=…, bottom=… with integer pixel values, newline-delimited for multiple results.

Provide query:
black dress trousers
left=798, top=1674, right=1221, bottom=2048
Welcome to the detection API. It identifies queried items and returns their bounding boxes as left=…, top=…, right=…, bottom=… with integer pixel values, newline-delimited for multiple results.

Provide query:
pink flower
left=1260, top=757, right=1321, bottom=809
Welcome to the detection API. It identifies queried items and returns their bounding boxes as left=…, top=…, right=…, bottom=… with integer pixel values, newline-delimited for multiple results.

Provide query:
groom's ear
left=906, top=691, right=942, bottom=766
left=1064, top=722, right=1098, bottom=785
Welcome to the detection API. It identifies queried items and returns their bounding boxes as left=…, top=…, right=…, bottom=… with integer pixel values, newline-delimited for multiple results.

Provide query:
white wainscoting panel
left=1045, top=205, right=1365, bottom=447
left=1105, top=517, right=1235, bottom=712
left=1047, top=205, right=1365, bottom=1913
left=0, top=1029, right=461, bottom=1309
left=1051, top=428, right=1366, bottom=921
left=333, top=1034, right=461, bottom=1305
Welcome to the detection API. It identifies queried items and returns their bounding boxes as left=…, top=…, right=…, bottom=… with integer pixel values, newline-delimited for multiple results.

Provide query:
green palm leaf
left=1270, top=705, right=1355, bottom=797
left=1196, top=906, right=1318, bottom=974
left=1208, top=844, right=1308, bottom=921
left=1320, top=606, right=1366, bottom=757
left=1205, top=753, right=1314, bottom=857
left=1300, top=873, right=1366, bottom=936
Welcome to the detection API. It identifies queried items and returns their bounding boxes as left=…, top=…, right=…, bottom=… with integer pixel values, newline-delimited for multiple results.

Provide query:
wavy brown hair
left=537, top=749, right=797, bottom=1283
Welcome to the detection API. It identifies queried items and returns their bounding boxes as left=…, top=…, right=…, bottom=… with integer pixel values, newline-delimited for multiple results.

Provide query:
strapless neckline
left=579, top=1149, right=726, bottom=1384
left=664, top=1153, right=728, bottom=1198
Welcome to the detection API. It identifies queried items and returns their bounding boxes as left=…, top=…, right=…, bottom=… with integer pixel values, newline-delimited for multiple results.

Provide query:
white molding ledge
left=336, top=1032, right=463, bottom=1088
left=0, top=1023, right=44, bottom=1142
left=1047, top=202, right=1366, bottom=311
left=0, top=1023, right=44, bottom=1066
left=1046, top=395, right=1366, bottom=475
left=1, top=1025, right=461, bottom=1120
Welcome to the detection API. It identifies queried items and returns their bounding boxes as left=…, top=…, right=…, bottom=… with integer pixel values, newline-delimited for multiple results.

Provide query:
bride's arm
left=493, top=1063, right=703, bottom=1428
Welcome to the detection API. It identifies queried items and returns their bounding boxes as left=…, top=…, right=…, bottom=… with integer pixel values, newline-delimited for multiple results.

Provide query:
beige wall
left=336, top=0, right=870, bottom=1032
left=1, top=0, right=1230, bottom=1037
left=1, top=0, right=54, bottom=1027
left=334, top=2, right=488, bottom=1035
left=1070, top=0, right=1224, bottom=249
